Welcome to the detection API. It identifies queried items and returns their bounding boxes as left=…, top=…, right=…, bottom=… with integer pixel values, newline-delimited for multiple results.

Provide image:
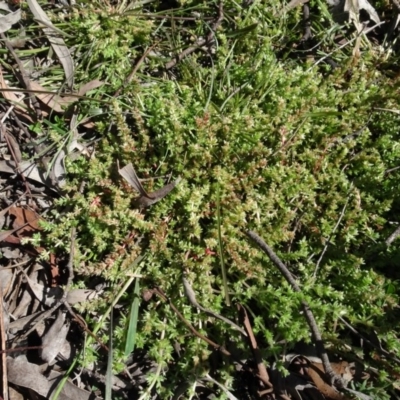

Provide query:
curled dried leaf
left=0, top=3, right=21, bottom=34
left=40, top=310, right=69, bottom=364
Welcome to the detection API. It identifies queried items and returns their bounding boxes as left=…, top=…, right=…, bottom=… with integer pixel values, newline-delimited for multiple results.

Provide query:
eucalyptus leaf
left=0, top=5, right=21, bottom=34
left=26, top=0, right=74, bottom=87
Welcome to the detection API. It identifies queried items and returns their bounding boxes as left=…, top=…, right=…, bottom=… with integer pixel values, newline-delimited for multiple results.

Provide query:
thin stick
left=1, top=33, right=42, bottom=119
left=134, top=13, right=214, bottom=21
left=66, top=227, right=76, bottom=288
left=238, top=304, right=272, bottom=389
left=246, top=230, right=344, bottom=388
left=165, top=2, right=223, bottom=70
left=0, top=346, right=43, bottom=354
left=308, top=21, right=386, bottom=70
left=0, top=289, right=8, bottom=400
left=385, top=165, right=400, bottom=174
left=63, top=301, right=109, bottom=352
left=338, top=317, right=400, bottom=365
left=1, top=124, right=32, bottom=197
left=313, top=194, right=350, bottom=278
left=216, top=184, right=230, bottom=305
left=153, top=287, right=272, bottom=387
left=386, top=225, right=400, bottom=246
left=302, top=3, right=312, bottom=42
left=182, top=278, right=246, bottom=336
left=113, top=42, right=160, bottom=98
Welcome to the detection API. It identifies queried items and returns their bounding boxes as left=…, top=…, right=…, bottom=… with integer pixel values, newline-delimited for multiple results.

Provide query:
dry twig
left=0, top=290, right=8, bottom=400
left=237, top=304, right=273, bottom=394
left=165, top=2, right=224, bottom=70
left=339, top=316, right=400, bottom=365
left=66, top=228, right=76, bottom=289
left=182, top=277, right=247, bottom=337
left=0, top=124, right=33, bottom=197
left=152, top=286, right=272, bottom=388
left=313, top=194, right=350, bottom=278
left=113, top=42, right=160, bottom=98
left=302, top=3, right=312, bottom=41
left=385, top=225, right=400, bottom=246
left=246, top=230, right=345, bottom=389
left=1, top=33, right=41, bottom=118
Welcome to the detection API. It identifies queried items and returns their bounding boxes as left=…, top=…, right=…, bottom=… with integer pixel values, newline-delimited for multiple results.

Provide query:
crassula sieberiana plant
left=28, top=0, right=400, bottom=396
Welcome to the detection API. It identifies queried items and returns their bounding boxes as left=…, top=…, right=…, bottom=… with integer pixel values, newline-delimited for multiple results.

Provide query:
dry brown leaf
left=0, top=269, right=13, bottom=295
left=0, top=66, right=19, bottom=104
left=118, top=163, right=152, bottom=198
left=53, top=147, right=67, bottom=187
left=4, top=131, right=22, bottom=164
left=0, top=229, right=14, bottom=242
left=344, top=0, right=380, bottom=25
left=78, top=79, right=103, bottom=96
left=7, top=356, right=95, bottom=400
left=2, top=247, right=21, bottom=259
left=50, top=252, right=60, bottom=285
left=134, top=178, right=181, bottom=208
left=8, top=310, right=43, bottom=332
left=81, top=120, right=95, bottom=129
left=47, top=370, right=96, bottom=400
left=119, top=163, right=181, bottom=208
left=17, top=267, right=62, bottom=310
left=20, top=272, right=51, bottom=306
left=40, top=310, right=69, bottom=364
left=26, top=0, right=74, bottom=87
left=29, top=80, right=75, bottom=112
left=0, top=2, right=21, bottom=33
left=66, top=288, right=99, bottom=305
left=0, top=160, right=58, bottom=191
left=0, top=293, right=8, bottom=400
left=0, top=229, right=20, bottom=244
left=9, top=206, right=41, bottom=236
left=10, top=273, right=34, bottom=319
left=307, top=362, right=352, bottom=400
left=8, top=386, right=24, bottom=400
left=0, top=66, right=33, bottom=122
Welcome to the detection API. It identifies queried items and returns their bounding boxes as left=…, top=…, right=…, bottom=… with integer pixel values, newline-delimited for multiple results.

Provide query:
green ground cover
left=4, top=0, right=400, bottom=397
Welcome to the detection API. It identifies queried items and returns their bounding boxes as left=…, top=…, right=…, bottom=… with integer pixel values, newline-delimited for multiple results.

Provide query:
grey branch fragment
left=386, top=225, right=400, bottom=246
left=182, top=277, right=247, bottom=337
left=246, top=230, right=345, bottom=389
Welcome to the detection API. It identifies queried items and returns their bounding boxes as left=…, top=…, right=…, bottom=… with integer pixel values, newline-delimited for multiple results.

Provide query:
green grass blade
left=105, top=307, right=113, bottom=400
left=225, top=23, right=258, bottom=38
left=216, top=183, right=230, bottom=306
left=88, top=255, right=145, bottom=341
left=50, top=353, right=79, bottom=400
left=124, top=277, right=141, bottom=357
